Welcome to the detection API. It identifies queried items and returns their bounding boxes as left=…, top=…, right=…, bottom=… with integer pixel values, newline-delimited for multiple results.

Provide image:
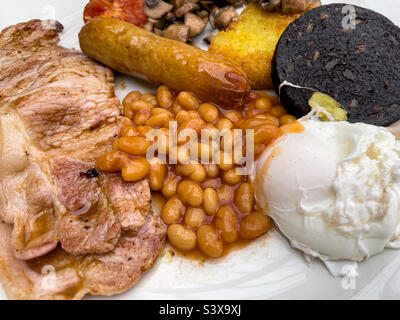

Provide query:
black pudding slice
left=272, top=3, right=400, bottom=126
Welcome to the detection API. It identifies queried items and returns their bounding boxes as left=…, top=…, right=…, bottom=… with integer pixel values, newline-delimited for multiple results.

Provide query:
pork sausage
left=79, top=17, right=250, bottom=108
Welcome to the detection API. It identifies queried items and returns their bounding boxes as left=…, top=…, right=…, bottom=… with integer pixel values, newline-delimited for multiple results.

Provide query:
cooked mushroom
left=203, top=29, right=219, bottom=44
left=184, top=12, right=207, bottom=38
left=174, top=2, right=200, bottom=18
left=199, top=0, right=214, bottom=11
left=260, top=0, right=281, bottom=11
left=209, top=6, right=220, bottom=29
left=197, top=10, right=209, bottom=19
left=154, top=27, right=164, bottom=36
left=148, top=17, right=165, bottom=29
left=281, top=0, right=319, bottom=13
left=143, top=0, right=174, bottom=19
left=163, top=23, right=190, bottom=42
left=214, top=6, right=238, bottom=30
left=164, top=11, right=176, bottom=23
left=143, top=21, right=154, bottom=32
left=171, top=0, right=186, bottom=9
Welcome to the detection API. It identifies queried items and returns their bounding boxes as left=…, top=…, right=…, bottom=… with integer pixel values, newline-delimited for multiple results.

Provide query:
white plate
left=1, top=0, right=400, bottom=300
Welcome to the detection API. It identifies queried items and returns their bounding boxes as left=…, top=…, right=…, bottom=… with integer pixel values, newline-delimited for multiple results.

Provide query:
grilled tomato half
left=83, top=0, right=148, bottom=26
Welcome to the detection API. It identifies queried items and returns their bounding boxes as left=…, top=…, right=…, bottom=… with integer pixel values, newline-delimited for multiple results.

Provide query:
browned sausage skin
left=79, top=17, right=250, bottom=108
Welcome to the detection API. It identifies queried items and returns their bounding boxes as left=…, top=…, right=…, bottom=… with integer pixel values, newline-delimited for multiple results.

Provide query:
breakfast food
left=209, top=2, right=319, bottom=89
left=79, top=17, right=250, bottom=109
left=98, top=86, right=296, bottom=258
left=142, top=0, right=242, bottom=43
left=252, top=117, right=400, bottom=261
left=272, top=4, right=400, bottom=126
left=0, top=20, right=166, bottom=299
left=83, top=0, right=148, bottom=26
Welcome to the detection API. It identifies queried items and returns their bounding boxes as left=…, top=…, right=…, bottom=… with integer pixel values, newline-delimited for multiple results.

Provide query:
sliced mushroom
left=154, top=27, right=164, bottom=36
left=143, top=21, right=154, bottom=32
left=148, top=17, right=165, bottom=29
left=281, top=0, right=317, bottom=14
left=197, top=10, right=209, bottom=19
left=143, top=0, right=174, bottom=19
left=214, top=6, right=238, bottom=30
left=209, top=6, right=220, bottom=29
left=163, top=23, right=190, bottom=42
left=199, top=0, right=214, bottom=12
left=260, top=0, right=281, bottom=11
left=164, top=11, right=176, bottom=23
left=203, top=29, right=219, bottom=44
left=174, top=2, right=200, bottom=18
left=184, top=12, right=207, bottom=38
left=171, top=0, right=186, bottom=9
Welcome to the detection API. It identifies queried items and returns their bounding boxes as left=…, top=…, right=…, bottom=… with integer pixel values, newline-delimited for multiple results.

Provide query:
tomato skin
left=83, top=0, right=148, bottom=27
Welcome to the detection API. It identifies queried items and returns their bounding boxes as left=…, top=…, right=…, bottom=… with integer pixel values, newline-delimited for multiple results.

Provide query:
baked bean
left=169, top=146, right=190, bottom=164
left=222, top=168, right=242, bottom=184
left=203, top=187, right=218, bottom=216
left=140, top=93, right=158, bottom=106
left=190, top=142, right=214, bottom=162
left=187, top=110, right=201, bottom=119
left=129, top=100, right=153, bottom=125
left=255, top=97, right=272, bottom=111
left=254, top=124, right=281, bottom=145
left=148, top=158, right=167, bottom=191
left=280, top=120, right=304, bottom=134
left=216, top=118, right=233, bottom=131
left=121, top=124, right=138, bottom=137
left=118, top=136, right=150, bottom=155
left=121, top=158, right=150, bottom=182
left=161, top=174, right=180, bottom=198
left=217, top=151, right=234, bottom=171
left=161, top=195, right=185, bottom=224
left=136, top=125, right=153, bottom=137
left=145, top=112, right=170, bottom=128
left=96, top=150, right=127, bottom=172
left=168, top=224, right=197, bottom=251
left=123, top=104, right=134, bottom=120
left=224, top=111, right=243, bottom=124
left=280, top=114, right=296, bottom=125
left=157, top=85, right=173, bottom=108
left=253, top=114, right=270, bottom=120
left=201, top=124, right=220, bottom=140
left=197, top=225, right=223, bottom=258
left=204, top=164, right=219, bottom=178
left=122, top=91, right=141, bottom=107
left=178, top=118, right=205, bottom=142
left=239, top=211, right=271, bottom=239
left=215, top=206, right=238, bottom=243
left=175, top=163, right=206, bottom=183
left=270, top=106, right=287, bottom=118
left=184, top=207, right=206, bottom=228
left=220, top=130, right=241, bottom=153
left=237, top=118, right=276, bottom=130
left=177, top=180, right=204, bottom=207
left=234, top=183, right=254, bottom=213
left=151, top=107, right=174, bottom=117
left=171, top=99, right=183, bottom=113
left=177, top=91, right=200, bottom=110
left=263, top=115, right=280, bottom=126
left=218, top=184, right=235, bottom=204
left=198, top=103, right=218, bottom=123
left=176, top=110, right=191, bottom=125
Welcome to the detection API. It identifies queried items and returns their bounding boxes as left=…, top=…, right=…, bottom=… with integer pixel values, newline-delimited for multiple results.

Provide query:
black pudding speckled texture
left=272, top=3, right=400, bottom=126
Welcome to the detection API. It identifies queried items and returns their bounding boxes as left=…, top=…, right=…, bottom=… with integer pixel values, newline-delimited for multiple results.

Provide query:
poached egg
left=251, top=118, right=400, bottom=262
